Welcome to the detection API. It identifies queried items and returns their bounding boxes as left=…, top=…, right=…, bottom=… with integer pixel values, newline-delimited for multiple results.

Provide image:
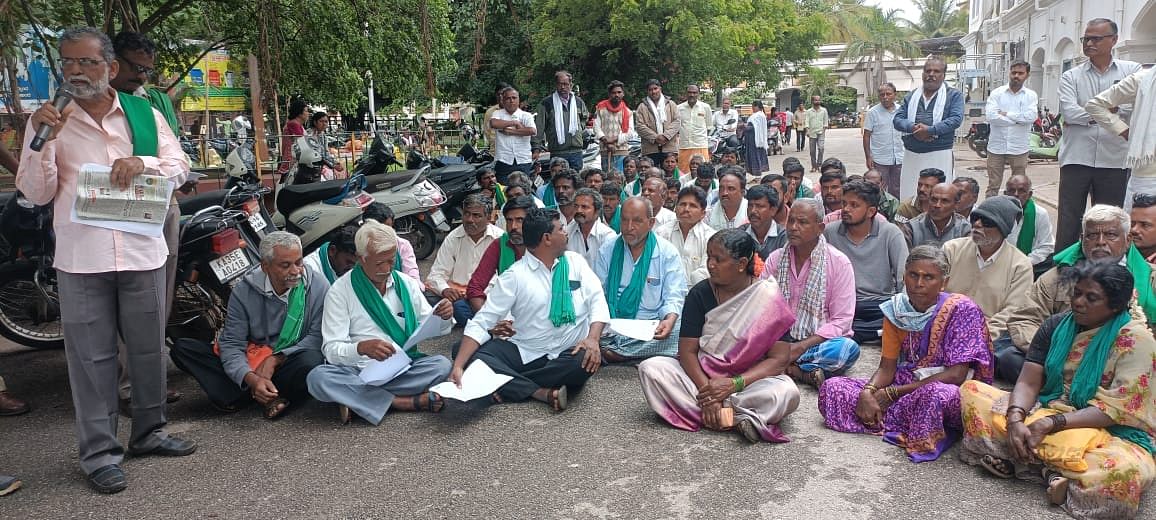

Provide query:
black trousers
left=993, top=335, right=1026, bottom=384
left=852, top=297, right=888, bottom=344
left=1055, top=164, right=1129, bottom=252
left=170, top=338, right=323, bottom=409
left=469, top=339, right=591, bottom=402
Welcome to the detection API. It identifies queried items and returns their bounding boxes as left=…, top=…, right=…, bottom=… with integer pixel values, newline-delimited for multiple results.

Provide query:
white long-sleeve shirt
left=1007, top=202, right=1055, bottom=266
left=985, top=85, right=1038, bottom=155
left=565, top=219, right=616, bottom=268
left=1086, top=68, right=1156, bottom=179
left=321, top=271, right=452, bottom=369
left=464, top=251, right=610, bottom=363
left=655, top=219, right=717, bottom=285
left=1058, top=59, right=1141, bottom=169
left=426, top=224, right=503, bottom=293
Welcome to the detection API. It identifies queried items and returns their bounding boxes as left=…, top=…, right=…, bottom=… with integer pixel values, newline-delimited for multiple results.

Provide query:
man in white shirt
left=677, top=84, right=711, bottom=174
left=566, top=188, right=616, bottom=267
left=985, top=61, right=1038, bottom=198
left=655, top=186, right=716, bottom=285
left=1004, top=174, right=1054, bottom=277
left=863, top=82, right=905, bottom=198
left=307, top=221, right=455, bottom=425
left=232, top=113, right=251, bottom=140
left=426, top=194, right=504, bottom=325
left=453, top=208, right=609, bottom=411
left=303, top=225, right=358, bottom=283
left=1055, top=18, right=1141, bottom=251
left=642, top=173, right=677, bottom=227
left=713, top=98, right=739, bottom=138
left=489, top=87, right=538, bottom=183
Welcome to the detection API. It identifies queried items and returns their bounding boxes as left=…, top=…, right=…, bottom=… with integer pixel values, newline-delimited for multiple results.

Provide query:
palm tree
left=904, top=0, right=969, bottom=39
left=798, top=66, right=840, bottom=99
left=823, top=0, right=874, bottom=43
left=836, top=8, right=921, bottom=102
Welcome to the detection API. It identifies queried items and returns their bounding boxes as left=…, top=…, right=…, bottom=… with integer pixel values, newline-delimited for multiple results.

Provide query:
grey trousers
left=58, top=267, right=171, bottom=474
left=875, top=163, right=903, bottom=199
left=118, top=202, right=180, bottom=400
left=307, top=355, right=451, bottom=425
left=808, top=133, right=825, bottom=169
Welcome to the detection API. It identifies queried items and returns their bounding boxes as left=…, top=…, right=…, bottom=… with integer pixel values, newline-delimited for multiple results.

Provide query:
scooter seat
left=364, top=169, right=422, bottom=192
left=276, top=179, right=348, bottom=216
left=428, top=164, right=476, bottom=181
left=0, top=191, right=14, bottom=210
left=177, top=190, right=229, bottom=216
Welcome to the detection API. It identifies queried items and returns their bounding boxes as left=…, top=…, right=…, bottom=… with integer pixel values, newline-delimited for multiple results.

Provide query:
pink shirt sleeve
left=817, top=249, right=856, bottom=339
left=397, top=237, right=423, bottom=289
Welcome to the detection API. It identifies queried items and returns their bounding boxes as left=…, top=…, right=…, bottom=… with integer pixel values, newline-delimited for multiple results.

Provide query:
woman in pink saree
left=638, top=229, right=800, bottom=443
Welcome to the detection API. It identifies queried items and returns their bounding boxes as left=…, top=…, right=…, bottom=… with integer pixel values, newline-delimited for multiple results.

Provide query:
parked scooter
left=1029, top=131, right=1060, bottom=161
left=767, top=125, right=783, bottom=156
left=967, top=122, right=990, bottom=158
left=0, top=192, right=61, bottom=349
left=405, top=144, right=488, bottom=228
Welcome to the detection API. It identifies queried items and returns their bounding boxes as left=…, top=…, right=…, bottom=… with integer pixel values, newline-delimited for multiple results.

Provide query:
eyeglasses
left=60, top=57, right=105, bottom=68
left=1080, top=34, right=1117, bottom=44
left=117, top=55, right=155, bottom=76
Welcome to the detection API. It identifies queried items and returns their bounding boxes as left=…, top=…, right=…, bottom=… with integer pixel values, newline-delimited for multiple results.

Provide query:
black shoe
left=129, top=436, right=197, bottom=457
left=87, top=464, right=127, bottom=494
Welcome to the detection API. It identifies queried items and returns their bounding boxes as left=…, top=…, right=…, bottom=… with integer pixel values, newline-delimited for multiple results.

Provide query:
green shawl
left=350, top=265, right=424, bottom=359
left=117, top=91, right=158, bottom=157
left=144, top=87, right=181, bottom=135
left=543, top=184, right=557, bottom=207
left=1053, top=242, right=1156, bottom=323
left=318, top=242, right=337, bottom=283
left=604, top=232, right=657, bottom=319
left=498, top=234, right=518, bottom=274
left=548, top=254, right=576, bottom=327
left=608, top=205, right=622, bottom=233
left=1015, top=198, right=1037, bottom=255
left=273, top=282, right=307, bottom=352
left=1044, top=311, right=1155, bottom=454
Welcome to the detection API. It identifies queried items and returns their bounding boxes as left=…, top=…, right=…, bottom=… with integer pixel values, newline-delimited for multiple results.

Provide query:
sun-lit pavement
left=1, top=130, right=1138, bottom=519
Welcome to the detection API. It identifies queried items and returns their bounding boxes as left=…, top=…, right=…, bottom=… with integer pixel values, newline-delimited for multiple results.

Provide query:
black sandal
left=426, top=391, right=445, bottom=413
left=263, top=398, right=289, bottom=420
left=980, top=454, right=1014, bottom=479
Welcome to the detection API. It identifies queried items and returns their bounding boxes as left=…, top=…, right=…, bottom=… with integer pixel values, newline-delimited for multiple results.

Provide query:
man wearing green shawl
left=1004, top=174, right=1055, bottom=277
left=308, top=221, right=455, bottom=425
left=454, top=208, right=609, bottom=411
left=302, top=225, right=359, bottom=283
left=170, top=232, right=329, bottom=420
left=595, top=198, right=688, bottom=363
left=467, top=196, right=533, bottom=313
left=1003, top=204, right=1155, bottom=382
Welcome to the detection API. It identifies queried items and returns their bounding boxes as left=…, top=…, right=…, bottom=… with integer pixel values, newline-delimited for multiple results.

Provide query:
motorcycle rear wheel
left=167, top=280, right=227, bottom=343
left=0, top=261, right=64, bottom=350
left=396, top=216, right=437, bottom=260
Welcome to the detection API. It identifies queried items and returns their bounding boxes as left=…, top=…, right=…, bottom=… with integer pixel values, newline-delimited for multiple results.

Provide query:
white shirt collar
left=976, top=240, right=1008, bottom=271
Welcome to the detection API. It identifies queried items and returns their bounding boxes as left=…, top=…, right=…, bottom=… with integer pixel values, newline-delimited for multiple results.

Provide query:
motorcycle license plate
left=247, top=212, right=267, bottom=232
left=209, top=248, right=252, bottom=283
left=431, top=209, right=446, bottom=227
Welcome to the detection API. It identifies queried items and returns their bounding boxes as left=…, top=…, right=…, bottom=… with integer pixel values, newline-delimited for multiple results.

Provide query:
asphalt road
left=0, top=130, right=1139, bottom=519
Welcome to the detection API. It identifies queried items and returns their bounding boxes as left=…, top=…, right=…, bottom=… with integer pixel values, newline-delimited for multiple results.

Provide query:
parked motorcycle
left=0, top=192, right=62, bottom=349
left=1029, top=131, right=1060, bottom=161
left=767, top=125, right=783, bottom=156
left=406, top=146, right=485, bottom=227
left=967, top=122, right=990, bottom=158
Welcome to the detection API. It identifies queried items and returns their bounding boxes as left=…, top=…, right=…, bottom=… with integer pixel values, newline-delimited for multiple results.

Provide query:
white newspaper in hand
left=74, top=163, right=172, bottom=224
left=359, top=350, right=413, bottom=386
left=429, top=360, right=512, bottom=402
left=609, top=319, right=660, bottom=342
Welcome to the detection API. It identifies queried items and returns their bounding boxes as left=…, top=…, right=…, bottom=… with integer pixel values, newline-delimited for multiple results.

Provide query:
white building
left=960, top=0, right=1156, bottom=111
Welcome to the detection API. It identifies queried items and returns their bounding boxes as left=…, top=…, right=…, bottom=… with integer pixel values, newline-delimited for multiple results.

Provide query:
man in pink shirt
left=16, top=28, right=195, bottom=494
left=761, top=198, right=860, bottom=389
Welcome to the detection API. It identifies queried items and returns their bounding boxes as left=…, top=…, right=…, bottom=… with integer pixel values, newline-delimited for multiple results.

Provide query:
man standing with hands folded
left=16, top=28, right=195, bottom=494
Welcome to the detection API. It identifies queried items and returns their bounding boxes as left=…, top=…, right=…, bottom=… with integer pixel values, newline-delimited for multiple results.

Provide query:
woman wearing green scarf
left=960, top=263, right=1156, bottom=519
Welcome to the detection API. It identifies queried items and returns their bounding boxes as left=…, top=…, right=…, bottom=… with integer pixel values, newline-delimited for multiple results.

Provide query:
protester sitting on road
left=758, top=175, right=792, bottom=236
left=864, top=169, right=899, bottom=222
left=303, top=225, right=358, bottom=283
left=656, top=186, right=716, bottom=285
left=817, top=158, right=846, bottom=217
left=953, top=176, right=980, bottom=220
left=1004, top=174, right=1055, bottom=278
left=678, top=154, right=706, bottom=186
left=454, top=208, right=609, bottom=411
left=942, top=196, right=1033, bottom=345
left=717, top=147, right=739, bottom=166
left=1001, top=205, right=1154, bottom=383
left=901, top=183, right=971, bottom=248
left=663, top=177, right=680, bottom=211
left=682, top=163, right=718, bottom=207
left=596, top=197, right=688, bottom=362
left=537, top=157, right=569, bottom=200
left=960, top=262, right=1156, bottom=519
left=622, top=156, right=643, bottom=196
left=581, top=168, right=605, bottom=193
left=170, top=232, right=328, bottom=419
left=659, top=152, right=681, bottom=182
left=641, top=173, right=677, bottom=228
left=308, top=221, right=454, bottom=425
left=476, top=167, right=505, bottom=223
left=639, top=229, right=800, bottom=443
left=566, top=187, right=616, bottom=268
left=362, top=203, right=422, bottom=285
left=783, top=157, right=813, bottom=201
left=706, top=169, right=748, bottom=230
left=740, top=184, right=787, bottom=262
left=1132, top=193, right=1156, bottom=263
left=427, top=194, right=504, bottom=325
left=599, top=182, right=624, bottom=231
left=819, top=245, right=994, bottom=462
left=467, top=196, right=534, bottom=312
left=761, top=198, right=860, bottom=388
left=824, top=180, right=909, bottom=344
left=896, top=168, right=945, bottom=223
left=549, top=168, right=582, bottom=226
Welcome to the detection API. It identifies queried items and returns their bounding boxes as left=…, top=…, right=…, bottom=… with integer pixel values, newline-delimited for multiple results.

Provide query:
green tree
left=797, top=66, right=840, bottom=99
left=815, top=0, right=874, bottom=43
left=904, top=0, right=968, bottom=39
left=837, top=8, right=920, bottom=102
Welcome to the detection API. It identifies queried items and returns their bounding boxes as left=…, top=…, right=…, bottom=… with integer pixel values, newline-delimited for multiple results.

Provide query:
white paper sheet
left=428, top=360, right=513, bottom=402
left=608, top=319, right=660, bottom=342
left=401, top=313, right=451, bottom=352
left=358, top=350, right=413, bottom=386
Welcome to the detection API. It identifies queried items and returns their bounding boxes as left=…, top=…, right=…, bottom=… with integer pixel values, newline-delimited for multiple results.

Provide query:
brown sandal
left=549, top=387, right=568, bottom=412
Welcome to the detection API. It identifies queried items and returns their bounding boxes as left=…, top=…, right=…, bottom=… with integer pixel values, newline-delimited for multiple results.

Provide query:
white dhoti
left=900, top=149, right=954, bottom=201
left=1124, top=164, right=1156, bottom=211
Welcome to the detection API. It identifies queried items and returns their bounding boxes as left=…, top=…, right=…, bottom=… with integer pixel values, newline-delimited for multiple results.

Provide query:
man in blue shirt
left=893, top=56, right=965, bottom=202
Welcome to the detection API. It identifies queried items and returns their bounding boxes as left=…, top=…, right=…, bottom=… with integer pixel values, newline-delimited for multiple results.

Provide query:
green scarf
left=117, top=91, right=158, bottom=157
left=629, top=178, right=641, bottom=195
left=318, top=242, right=337, bottom=283
left=1044, top=311, right=1155, bottom=454
left=395, top=252, right=403, bottom=273
left=1016, top=198, right=1037, bottom=255
left=349, top=265, right=424, bottom=359
left=144, top=87, right=181, bottom=135
left=499, top=233, right=518, bottom=274
left=1053, top=243, right=1156, bottom=323
left=604, top=232, right=657, bottom=319
left=494, top=183, right=507, bottom=209
left=543, top=184, right=557, bottom=207
left=608, top=205, right=622, bottom=232
left=273, top=281, right=308, bottom=352
left=548, top=254, right=576, bottom=327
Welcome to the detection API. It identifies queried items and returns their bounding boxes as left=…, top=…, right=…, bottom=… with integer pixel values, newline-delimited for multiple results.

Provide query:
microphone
left=30, top=87, right=73, bottom=152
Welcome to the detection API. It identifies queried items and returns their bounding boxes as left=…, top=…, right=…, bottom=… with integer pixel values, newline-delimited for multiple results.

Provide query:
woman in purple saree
left=818, top=245, right=994, bottom=461
left=639, top=229, right=799, bottom=443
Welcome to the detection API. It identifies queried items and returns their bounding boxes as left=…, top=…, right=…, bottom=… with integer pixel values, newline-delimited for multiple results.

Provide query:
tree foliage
left=837, top=8, right=920, bottom=102
left=903, top=0, right=968, bottom=39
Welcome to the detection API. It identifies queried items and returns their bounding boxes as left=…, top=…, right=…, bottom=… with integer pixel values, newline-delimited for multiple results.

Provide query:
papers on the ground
left=609, top=318, right=660, bottom=342
left=359, top=349, right=413, bottom=386
left=401, top=313, right=451, bottom=353
left=70, top=163, right=172, bottom=236
left=429, top=360, right=512, bottom=402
